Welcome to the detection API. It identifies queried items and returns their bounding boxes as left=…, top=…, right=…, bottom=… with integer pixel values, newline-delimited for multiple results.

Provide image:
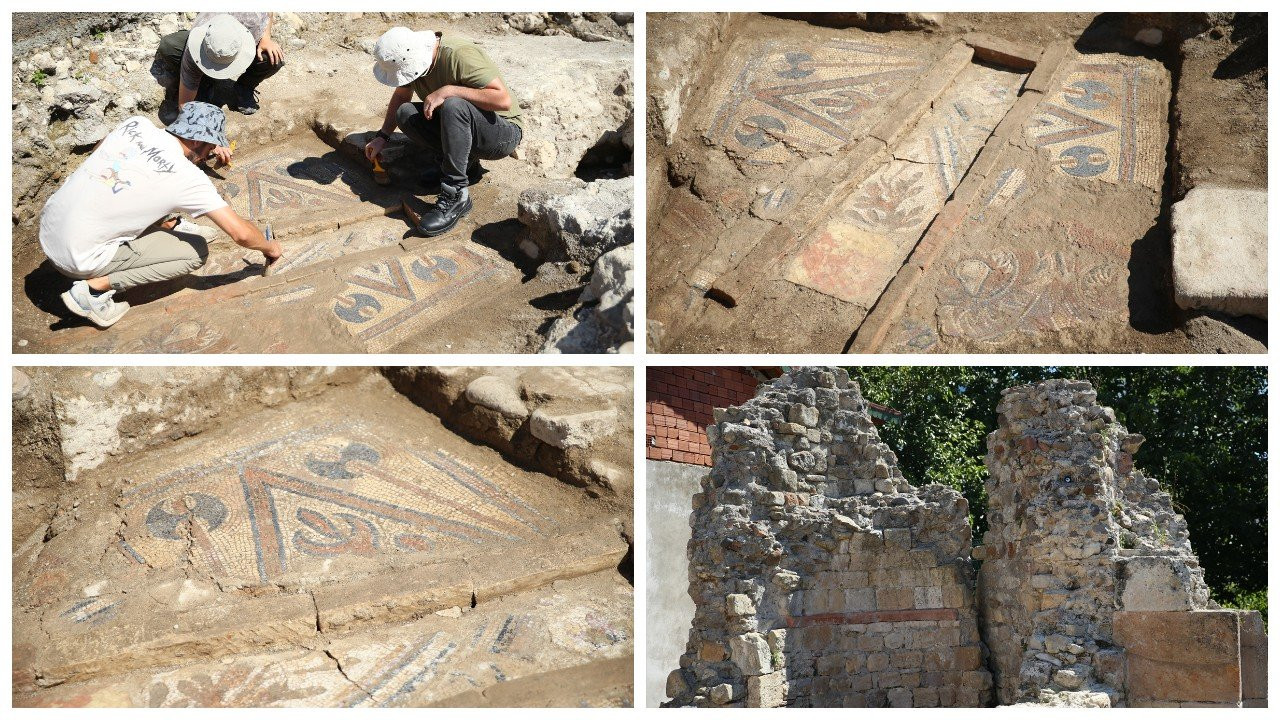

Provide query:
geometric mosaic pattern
left=331, top=247, right=505, bottom=353
left=116, top=422, right=555, bottom=584
left=786, top=63, right=1026, bottom=305
left=219, top=155, right=367, bottom=222
left=705, top=38, right=929, bottom=164
left=1028, top=57, right=1166, bottom=189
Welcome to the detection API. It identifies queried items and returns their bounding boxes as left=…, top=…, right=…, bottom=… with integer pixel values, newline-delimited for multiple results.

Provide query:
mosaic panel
left=935, top=225, right=1129, bottom=344
left=117, top=422, right=557, bottom=584
left=111, top=319, right=232, bottom=354
left=331, top=246, right=505, bottom=352
left=1027, top=57, right=1166, bottom=188
left=218, top=154, right=372, bottom=221
left=786, top=64, right=1025, bottom=305
left=341, top=602, right=630, bottom=706
left=705, top=39, right=929, bottom=164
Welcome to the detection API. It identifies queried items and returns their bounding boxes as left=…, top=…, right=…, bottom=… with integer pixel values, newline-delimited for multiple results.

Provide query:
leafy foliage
left=844, top=366, right=1267, bottom=604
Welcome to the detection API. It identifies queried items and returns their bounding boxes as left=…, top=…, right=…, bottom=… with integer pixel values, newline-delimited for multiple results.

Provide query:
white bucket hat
left=372, top=27, right=439, bottom=87
left=187, top=14, right=256, bottom=80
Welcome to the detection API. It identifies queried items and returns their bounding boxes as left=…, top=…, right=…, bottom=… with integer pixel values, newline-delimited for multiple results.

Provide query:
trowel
left=262, top=223, right=282, bottom=277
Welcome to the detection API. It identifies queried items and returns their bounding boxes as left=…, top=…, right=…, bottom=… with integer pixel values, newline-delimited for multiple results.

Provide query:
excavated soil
left=12, top=375, right=633, bottom=707
left=647, top=13, right=1266, bottom=354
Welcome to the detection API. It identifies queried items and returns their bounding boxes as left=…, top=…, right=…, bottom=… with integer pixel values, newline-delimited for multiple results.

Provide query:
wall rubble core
left=667, top=368, right=1267, bottom=708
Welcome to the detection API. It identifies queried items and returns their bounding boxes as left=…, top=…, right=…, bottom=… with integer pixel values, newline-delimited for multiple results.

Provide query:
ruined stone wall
left=977, top=379, right=1211, bottom=707
left=666, top=367, right=991, bottom=708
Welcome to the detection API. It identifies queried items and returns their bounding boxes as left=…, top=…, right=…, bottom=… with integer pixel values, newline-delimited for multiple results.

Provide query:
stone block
left=876, top=586, right=914, bottom=611
left=887, top=686, right=914, bottom=707
left=1115, top=610, right=1242, bottom=704
left=883, top=527, right=911, bottom=550
left=914, top=686, right=940, bottom=707
left=710, top=682, right=738, bottom=704
left=1120, top=556, right=1194, bottom=610
left=914, top=585, right=944, bottom=609
left=963, top=32, right=1040, bottom=71
left=729, top=632, right=772, bottom=676
left=748, top=671, right=788, bottom=708
left=698, top=639, right=727, bottom=662
left=726, top=593, right=756, bottom=617
left=1172, top=186, right=1267, bottom=318
left=845, top=587, right=877, bottom=612
left=1239, top=611, right=1267, bottom=703
left=1023, top=41, right=1072, bottom=94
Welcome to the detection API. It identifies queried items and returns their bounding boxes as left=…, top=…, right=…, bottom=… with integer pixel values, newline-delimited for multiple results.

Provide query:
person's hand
left=211, top=145, right=233, bottom=167
left=262, top=241, right=284, bottom=275
left=257, top=37, right=284, bottom=65
left=160, top=216, right=179, bottom=231
left=423, top=89, right=449, bottom=119
left=364, top=136, right=387, bottom=163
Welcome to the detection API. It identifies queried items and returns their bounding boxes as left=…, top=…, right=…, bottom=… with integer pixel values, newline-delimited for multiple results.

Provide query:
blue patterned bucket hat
left=166, top=101, right=228, bottom=148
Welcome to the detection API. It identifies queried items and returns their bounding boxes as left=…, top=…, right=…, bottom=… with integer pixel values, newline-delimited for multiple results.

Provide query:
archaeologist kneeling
left=39, top=102, right=283, bottom=328
left=364, top=27, right=523, bottom=237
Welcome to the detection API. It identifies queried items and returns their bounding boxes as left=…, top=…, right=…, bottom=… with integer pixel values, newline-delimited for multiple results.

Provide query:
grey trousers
left=68, top=229, right=209, bottom=291
left=395, top=97, right=522, bottom=188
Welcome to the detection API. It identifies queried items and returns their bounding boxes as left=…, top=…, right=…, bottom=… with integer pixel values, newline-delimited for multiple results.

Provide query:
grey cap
left=166, top=101, right=228, bottom=148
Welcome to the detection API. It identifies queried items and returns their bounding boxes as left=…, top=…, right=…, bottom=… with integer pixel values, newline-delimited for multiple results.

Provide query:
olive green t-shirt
left=410, top=35, right=522, bottom=131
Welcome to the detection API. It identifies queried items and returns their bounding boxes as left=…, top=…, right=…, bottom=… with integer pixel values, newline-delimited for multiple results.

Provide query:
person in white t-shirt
left=39, top=101, right=283, bottom=328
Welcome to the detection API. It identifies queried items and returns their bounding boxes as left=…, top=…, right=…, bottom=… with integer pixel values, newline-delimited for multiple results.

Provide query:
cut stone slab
left=1171, top=186, right=1267, bottom=319
left=1114, top=610, right=1244, bottom=706
left=15, top=571, right=632, bottom=708
left=12, top=380, right=627, bottom=697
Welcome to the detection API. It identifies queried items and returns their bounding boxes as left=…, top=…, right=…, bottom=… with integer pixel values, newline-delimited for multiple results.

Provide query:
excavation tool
left=372, top=155, right=391, bottom=185
left=262, top=223, right=281, bottom=277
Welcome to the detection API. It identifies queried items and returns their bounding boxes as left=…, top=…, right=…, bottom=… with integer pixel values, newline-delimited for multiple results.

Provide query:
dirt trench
left=646, top=12, right=1266, bottom=354
left=11, top=367, right=634, bottom=707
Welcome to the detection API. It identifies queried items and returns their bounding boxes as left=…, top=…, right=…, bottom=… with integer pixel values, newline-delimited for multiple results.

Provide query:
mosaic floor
left=786, top=62, right=1027, bottom=307
left=652, top=21, right=1174, bottom=353
left=18, top=573, right=633, bottom=708
left=703, top=36, right=931, bottom=163
left=24, top=136, right=532, bottom=354
left=14, top=384, right=631, bottom=707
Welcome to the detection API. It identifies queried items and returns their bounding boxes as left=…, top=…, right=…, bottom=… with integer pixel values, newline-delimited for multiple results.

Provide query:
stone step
left=13, top=381, right=629, bottom=698
left=15, top=570, right=633, bottom=708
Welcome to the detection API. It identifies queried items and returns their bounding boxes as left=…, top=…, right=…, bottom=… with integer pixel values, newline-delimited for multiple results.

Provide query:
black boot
left=233, top=83, right=260, bottom=115
left=417, top=183, right=472, bottom=237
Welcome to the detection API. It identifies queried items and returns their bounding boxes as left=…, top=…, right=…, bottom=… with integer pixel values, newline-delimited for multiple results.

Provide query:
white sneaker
left=172, top=218, right=211, bottom=237
left=61, top=280, right=130, bottom=328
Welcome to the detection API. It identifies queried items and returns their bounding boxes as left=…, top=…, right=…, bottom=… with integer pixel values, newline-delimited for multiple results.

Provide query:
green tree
left=843, top=366, right=1267, bottom=615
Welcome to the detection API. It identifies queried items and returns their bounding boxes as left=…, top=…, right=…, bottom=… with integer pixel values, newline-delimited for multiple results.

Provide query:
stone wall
left=666, top=367, right=991, bottom=707
left=977, top=379, right=1213, bottom=706
left=669, top=369, right=1266, bottom=708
